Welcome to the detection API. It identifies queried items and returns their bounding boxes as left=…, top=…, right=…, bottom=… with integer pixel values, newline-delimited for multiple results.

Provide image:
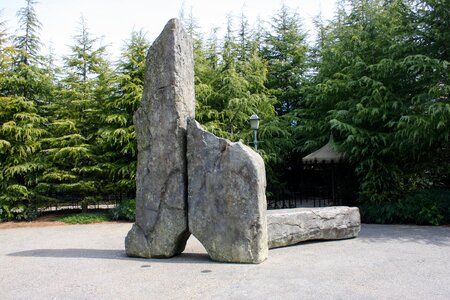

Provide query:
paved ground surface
left=1, top=223, right=449, bottom=300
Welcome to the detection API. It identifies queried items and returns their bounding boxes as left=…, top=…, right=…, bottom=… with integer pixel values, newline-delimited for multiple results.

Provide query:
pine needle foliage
left=97, top=30, right=149, bottom=198
left=39, top=17, right=112, bottom=212
left=298, top=0, right=449, bottom=223
left=0, top=1, right=52, bottom=220
left=1, top=0, right=448, bottom=224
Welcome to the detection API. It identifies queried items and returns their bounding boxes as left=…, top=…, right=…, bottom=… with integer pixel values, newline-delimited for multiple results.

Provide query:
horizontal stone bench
left=268, top=206, right=361, bottom=249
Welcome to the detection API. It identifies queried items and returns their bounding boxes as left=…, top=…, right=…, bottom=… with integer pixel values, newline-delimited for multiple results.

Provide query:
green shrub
left=0, top=204, right=39, bottom=222
left=361, top=189, right=450, bottom=225
left=109, top=199, right=135, bottom=221
left=57, top=212, right=111, bottom=224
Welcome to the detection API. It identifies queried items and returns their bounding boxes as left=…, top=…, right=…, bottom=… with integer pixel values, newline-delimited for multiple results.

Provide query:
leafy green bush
left=361, top=189, right=450, bottom=225
left=57, top=212, right=111, bottom=224
left=109, top=199, right=135, bottom=221
left=0, top=203, right=39, bottom=222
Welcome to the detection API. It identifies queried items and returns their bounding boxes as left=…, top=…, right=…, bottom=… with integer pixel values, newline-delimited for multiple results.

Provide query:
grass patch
left=56, top=211, right=111, bottom=224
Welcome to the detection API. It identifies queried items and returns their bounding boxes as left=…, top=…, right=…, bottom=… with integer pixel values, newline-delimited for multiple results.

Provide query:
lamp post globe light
left=249, top=113, right=260, bottom=150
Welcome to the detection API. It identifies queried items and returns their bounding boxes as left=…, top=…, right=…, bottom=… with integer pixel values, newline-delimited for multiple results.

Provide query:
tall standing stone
left=125, top=19, right=195, bottom=258
left=187, top=119, right=268, bottom=263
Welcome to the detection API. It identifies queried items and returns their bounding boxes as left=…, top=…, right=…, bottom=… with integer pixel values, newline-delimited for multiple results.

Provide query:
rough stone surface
left=187, top=119, right=268, bottom=263
left=268, top=206, right=361, bottom=249
left=125, top=19, right=195, bottom=258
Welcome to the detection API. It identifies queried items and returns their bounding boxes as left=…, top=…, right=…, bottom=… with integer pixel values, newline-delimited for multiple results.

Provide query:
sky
left=0, top=0, right=337, bottom=61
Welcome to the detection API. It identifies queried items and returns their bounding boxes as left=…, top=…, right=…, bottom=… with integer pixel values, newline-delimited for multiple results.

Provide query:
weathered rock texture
left=268, top=207, right=361, bottom=249
left=187, top=119, right=268, bottom=263
left=125, top=19, right=195, bottom=258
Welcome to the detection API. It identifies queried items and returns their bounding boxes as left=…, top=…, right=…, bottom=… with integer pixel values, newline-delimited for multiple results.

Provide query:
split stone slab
left=268, top=206, right=361, bottom=249
left=187, top=119, right=268, bottom=263
left=125, top=18, right=195, bottom=258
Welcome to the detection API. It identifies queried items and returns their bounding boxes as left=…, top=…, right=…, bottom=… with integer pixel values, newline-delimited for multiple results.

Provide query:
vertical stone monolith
left=125, top=19, right=195, bottom=258
left=187, top=119, right=268, bottom=263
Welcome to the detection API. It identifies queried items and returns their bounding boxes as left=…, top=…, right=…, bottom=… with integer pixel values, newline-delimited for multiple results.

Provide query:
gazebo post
left=331, top=164, right=336, bottom=205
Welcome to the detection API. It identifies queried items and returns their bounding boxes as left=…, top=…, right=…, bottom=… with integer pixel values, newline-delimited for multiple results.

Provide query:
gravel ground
left=1, top=223, right=449, bottom=299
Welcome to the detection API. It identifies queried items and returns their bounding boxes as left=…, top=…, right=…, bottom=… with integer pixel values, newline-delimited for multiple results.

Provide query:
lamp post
left=249, top=113, right=260, bottom=150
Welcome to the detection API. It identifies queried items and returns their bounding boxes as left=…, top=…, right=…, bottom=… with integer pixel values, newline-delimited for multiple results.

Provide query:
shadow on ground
left=7, top=225, right=450, bottom=263
left=7, top=248, right=216, bottom=264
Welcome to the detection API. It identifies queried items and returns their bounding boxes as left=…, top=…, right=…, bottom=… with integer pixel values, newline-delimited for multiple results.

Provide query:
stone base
left=268, top=206, right=361, bottom=249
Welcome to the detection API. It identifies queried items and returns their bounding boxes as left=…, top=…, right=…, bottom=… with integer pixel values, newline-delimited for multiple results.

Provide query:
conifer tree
left=0, top=1, right=51, bottom=220
left=195, top=13, right=276, bottom=141
left=0, top=14, right=11, bottom=70
left=261, top=5, right=309, bottom=115
left=41, top=18, right=112, bottom=211
left=301, top=0, right=449, bottom=222
left=9, top=0, right=53, bottom=103
left=193, top=13, right=291, bottom=194
left=97, top=30, right=149, bottom=199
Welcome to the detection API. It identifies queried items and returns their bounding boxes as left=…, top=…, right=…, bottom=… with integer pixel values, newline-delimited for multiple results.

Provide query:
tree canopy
left=1, top=0, right=448, bottom=224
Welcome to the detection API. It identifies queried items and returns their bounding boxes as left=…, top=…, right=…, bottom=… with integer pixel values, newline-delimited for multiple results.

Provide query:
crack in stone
left=157, top=83, right=174, bottom=90
left=125, top=19, right=193, bottom=259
